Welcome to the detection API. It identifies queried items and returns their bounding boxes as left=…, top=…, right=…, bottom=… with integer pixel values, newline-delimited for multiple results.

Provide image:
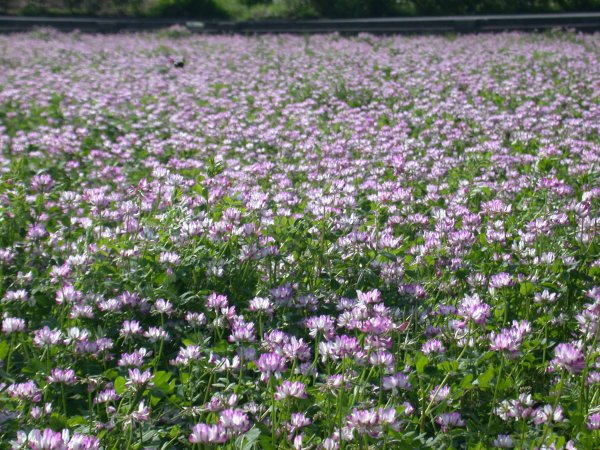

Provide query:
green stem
left=537, top=371, right=565, bottom=448
left=420, top=343, right=468, bottom=430
left=236, top=348, right=244, bottom=394
left=6, top=334, right=15, bottom=373
left=270, top=378, right=277, bottom=444
left=88, top=390, right=94, bottom=433
left=125, top=424, right=133, bottom=450
left=488, top=354, right=505, bottom=429
left=203, top=371, right=214, bottom=405
left=61, top=384, right=67, bottom=415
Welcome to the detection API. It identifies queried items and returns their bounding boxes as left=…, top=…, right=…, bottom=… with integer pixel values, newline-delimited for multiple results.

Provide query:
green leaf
left=460, top=374, right=474, bottom=390
left=380, top=251, right=397, bottom=262
left=416, top=355, right=429, bottom=374
left=103, top=368, right=119, bottom=380
left=498, top=379, right=512, bottom=391
left=114, top=376, right=127, bottom=395
left=150, top=393, right=164, bottom=406
left=570, top=412, right=585, bottom=428
left=0, top=341, right=8, bottom=360
left=519, top=282, right=535, bottom=295
left=258, top=434, right=276, bottom=450
left=168, top=425, right=180, bottom=439
left=48, top=414, right=67, bottom=430
left=153, top=370, right=172, bottom=388
left=180, top=372, right=190, bottom=384
left=437, top=360, right=458, bottom=373
left=211, top=340, right=229, bottom=353
left=67, top=415, right=86, bottom=427
left=475, top=365, right=495, bottom=389
left=235, top=427, right=261, bottom=450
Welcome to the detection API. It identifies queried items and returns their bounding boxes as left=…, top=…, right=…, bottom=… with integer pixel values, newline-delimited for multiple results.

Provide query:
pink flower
left=189, top=423, right=228, bottom=444
left=219, top=408, right=250, bottom=434
left=587, top=413, right=600, bottom=430
left=126, top=369, right=154, bottom=388
left=2, top=317, right=25, bottom=334
left=435, top=412, right=465, bottom=432
left=256, top=352, right=286, bottom=382
left=48, top=368, right=78, bottom=384
left=275, top=381, right=307, bottom=400
left=549, top=343, right=585, bottom=373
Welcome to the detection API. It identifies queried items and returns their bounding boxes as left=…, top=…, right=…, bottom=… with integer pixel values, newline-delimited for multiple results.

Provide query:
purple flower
left=66, top=433, right=101, bottom=450
left=3, top=289, right=28, bottom=303
left=18, top=428, right=66, bottom=449
left=429, top=385, right=451, bottom=404
left=360, top=316, right=394, bottom=335
left=489, top=273, right=514, bottom=293
left=282, top=337, right=312, bottom=361
left=549, top=343, right=586, bottom=373
left=377, top=407, right=398, bottom=428
left=248, top=297, right=273, bottom=314
left=126, top=369, right=154, bottom=388
left=94, top=388, right=119, bottom=404
left=305, top=315, right=336, bottom=339
left=7, top=380, right=42, bottom=402
left=275, top=381, right=307, bottom=400
left=422, top=338, right=445, bottom=355
left=30, top=173, right=55, bottom=192
left=533, top=404, right=563, bottom=425
left=13, top=429, right=99, bottom=450
left=382, top=372, right=412, bottom=391
left=159, top=251, right=180, bottom=265
left=152, top=298, right=174, bottom=316
left=118, top=348, right=151, bottom=367
left=129, top=400, right=151, bottom=422
left=185, top=311, right=206, bottom=326
left=356, top=289, right=382, bottom=304
left=346, top=408, right=380, bottom=436
left=458, top=293, right=490, bottom=326
left=229, top=317, right=256, bottom=343
left=368, top=349, right=394, bottom=369
left=189, top=423, right=228, bottom=444
left=287, top=412, right=311, bottom=434
left=318, top=335, right=361, bottom=362
left=206, top=293, right=229, bottom=311
left=256, top=352, right=286, bottom=382
left=170, top=345, right=201, bottom=366
left=587, top=413, right=600, bottom=430
left=219, top=408, right=250, bottom=434
left=32, top=326, right=63, bottom=348
left=494, top=394, right=535, bottom=421
left=120, top=320, right=143, bottom=337
left=435, top=412, right=465, bottom=432
left=492, top=435, right=515, bottom=448
left=48, top=368, right=78, bottom=384
left=55, top=285, right=82, bottom=305
left=489, top=320, right=531, bottom=355
left=2, top=317, right=25, bottom=334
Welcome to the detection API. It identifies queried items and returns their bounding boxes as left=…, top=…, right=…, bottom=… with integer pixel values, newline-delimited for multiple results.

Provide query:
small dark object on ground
left=169, top=56, right=185, bottom=68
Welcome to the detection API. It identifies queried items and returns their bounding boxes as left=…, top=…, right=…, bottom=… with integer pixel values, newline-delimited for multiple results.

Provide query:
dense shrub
left=3, top=0, right=600, bottom=18
left=151, top=0, right=227, bottom=18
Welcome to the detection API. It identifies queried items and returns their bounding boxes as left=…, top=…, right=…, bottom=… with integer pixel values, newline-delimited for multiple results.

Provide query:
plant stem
left=488, top=354, right=505, bottom=429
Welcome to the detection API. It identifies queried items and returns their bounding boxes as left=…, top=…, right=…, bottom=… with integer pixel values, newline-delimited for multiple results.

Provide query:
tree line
left=1, top=0, right=599, bottom=19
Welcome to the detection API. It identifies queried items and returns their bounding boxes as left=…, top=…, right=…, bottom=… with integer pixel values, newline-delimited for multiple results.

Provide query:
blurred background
left=1, top=0, right=599, bottom=20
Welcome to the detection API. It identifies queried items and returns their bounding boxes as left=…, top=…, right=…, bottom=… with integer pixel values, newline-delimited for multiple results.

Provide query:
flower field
left=0, top=29, right=599, bottom=449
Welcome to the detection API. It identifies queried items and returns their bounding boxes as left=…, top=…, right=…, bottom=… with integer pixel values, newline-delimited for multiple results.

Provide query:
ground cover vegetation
left=0, top=30, right=599, bottom=449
